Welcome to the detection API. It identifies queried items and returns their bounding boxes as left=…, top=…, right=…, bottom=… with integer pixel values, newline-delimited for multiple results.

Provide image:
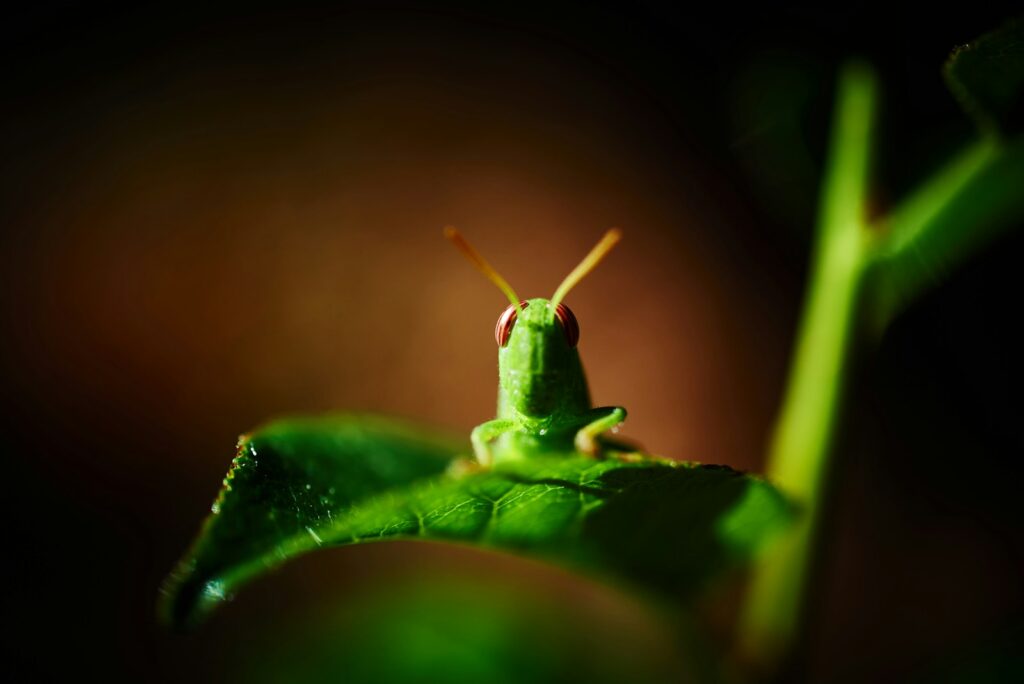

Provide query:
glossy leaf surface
left=161, top=414, right=466, bottom=628
left=161, top=415, right=791, bottom=629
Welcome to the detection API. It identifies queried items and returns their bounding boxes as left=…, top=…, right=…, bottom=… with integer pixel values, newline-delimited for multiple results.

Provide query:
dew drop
left=202, top=581, right=227, bottom=601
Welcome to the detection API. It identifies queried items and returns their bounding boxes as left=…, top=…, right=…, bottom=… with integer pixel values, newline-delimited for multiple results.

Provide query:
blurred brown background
left=3, top=3, right=1022, bottom=682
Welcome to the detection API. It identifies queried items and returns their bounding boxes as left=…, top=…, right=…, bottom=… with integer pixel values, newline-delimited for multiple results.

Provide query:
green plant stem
left=735, top=62, right=878, bottom=673
left=732, top=29, right=1024, bottom=677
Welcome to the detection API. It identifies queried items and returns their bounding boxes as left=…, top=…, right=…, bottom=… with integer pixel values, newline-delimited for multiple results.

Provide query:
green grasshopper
left=445, top=227, right=627, bottom=467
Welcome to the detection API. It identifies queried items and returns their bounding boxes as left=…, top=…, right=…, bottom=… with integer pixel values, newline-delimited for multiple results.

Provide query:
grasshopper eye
left=495, top=300, right=530, bottom=347
left=554, top=303, right=579, bottom=348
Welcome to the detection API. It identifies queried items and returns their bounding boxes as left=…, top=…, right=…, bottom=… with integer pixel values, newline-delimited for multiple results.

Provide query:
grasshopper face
left=497, top=298, right=582, bottom=418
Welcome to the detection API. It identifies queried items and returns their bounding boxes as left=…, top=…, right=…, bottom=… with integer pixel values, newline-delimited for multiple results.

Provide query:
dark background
left=3, top=2, right=1022, bottom=682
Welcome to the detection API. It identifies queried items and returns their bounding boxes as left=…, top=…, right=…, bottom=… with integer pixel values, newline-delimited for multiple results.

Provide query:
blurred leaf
left=161, top=416, right=791, bottom=630
left=945, top=17, right=1024, bottom=136
left=241, top=578, right=690, bottom=684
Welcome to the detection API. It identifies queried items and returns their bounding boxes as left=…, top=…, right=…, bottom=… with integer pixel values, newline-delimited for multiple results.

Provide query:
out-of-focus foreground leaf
left=160, top=415, right=791, bottom=630
left=945, top=17, right=1024, bottom=136
left=240, top=578, right=692, bottom=684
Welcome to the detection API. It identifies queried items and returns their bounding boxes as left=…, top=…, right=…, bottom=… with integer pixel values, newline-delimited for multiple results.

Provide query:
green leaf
left=945, top=17, right=1024, bottom=137
left=161, top=416, right=792, bottom=629
left=159, top=414, right=467, bottom=629
left=240, top=578, right=692, bottom=684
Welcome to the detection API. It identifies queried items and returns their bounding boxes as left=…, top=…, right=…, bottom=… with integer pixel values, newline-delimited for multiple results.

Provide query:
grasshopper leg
left=470, top=418, right=515, bottom=467
left=574, top=407, right=627, bottom=457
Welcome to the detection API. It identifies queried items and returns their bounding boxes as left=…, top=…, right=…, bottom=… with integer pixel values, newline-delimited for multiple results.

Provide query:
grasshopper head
left=444, top=226, right=620, bottom=419
left=496, top=298, right=579, bottom=417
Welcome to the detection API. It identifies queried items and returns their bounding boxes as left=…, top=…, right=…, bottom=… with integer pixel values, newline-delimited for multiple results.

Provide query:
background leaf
left=162, top=417, right=792, bottom=629
left=945, top=17, right=1024, bottom=137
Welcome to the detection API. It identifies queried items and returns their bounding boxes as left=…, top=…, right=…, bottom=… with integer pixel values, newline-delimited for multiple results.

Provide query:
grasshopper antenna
left=550, top=228, right=622, bottom=310
left=444, top=227, right=522, bottom=314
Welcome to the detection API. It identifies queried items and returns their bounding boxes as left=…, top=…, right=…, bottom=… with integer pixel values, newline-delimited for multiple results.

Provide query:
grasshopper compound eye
left=553, top=303, right=579, bottom=348
left=495, top=300, right=530, bottom=347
